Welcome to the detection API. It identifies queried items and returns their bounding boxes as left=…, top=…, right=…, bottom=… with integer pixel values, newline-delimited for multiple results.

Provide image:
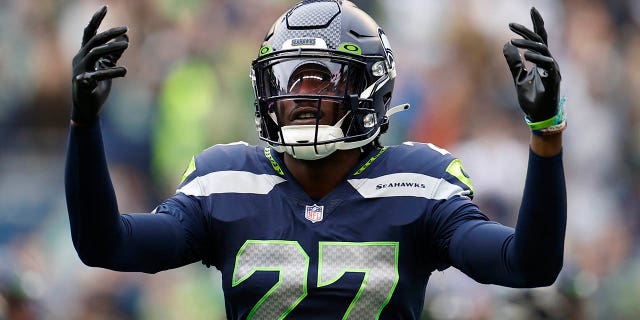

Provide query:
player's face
left=276, top=65, right=348, bottom=127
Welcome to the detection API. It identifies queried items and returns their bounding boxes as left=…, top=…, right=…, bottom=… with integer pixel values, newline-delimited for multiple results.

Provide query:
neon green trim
left=527, top=114, right=558, bottom=130
left=264, top=147, right=284, bottom=176
left=338, top=43, right=362, bottom=55
left=232, top=240, right=309, bottom=320
left=525, top=96, right=567, bottom=131
left=317, top=242, right=399, bottom=320
left=446, top=159, right=474, bottom=193
left=180, top=156, right=197, bottom=184
left=528, top=116, right=556, bottom=130
left=353, top=147, right=388, bottom=175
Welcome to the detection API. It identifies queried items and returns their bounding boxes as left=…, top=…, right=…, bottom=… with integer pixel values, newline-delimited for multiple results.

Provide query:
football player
left=66, top=1, right=566, bottom=319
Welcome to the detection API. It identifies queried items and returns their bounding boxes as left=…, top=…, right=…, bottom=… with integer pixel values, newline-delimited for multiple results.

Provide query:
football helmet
left=251, top=0, right=408, bottom=160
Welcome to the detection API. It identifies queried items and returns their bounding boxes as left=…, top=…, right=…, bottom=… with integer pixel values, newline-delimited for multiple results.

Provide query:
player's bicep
left=447, top=220, right=518, bottom=285
left=448, top=218, right=555, bottom=287
left=111, top=211, right=198, bottom=273
left=427, top=196, right=488, bottom=271
left=152, top=194, right=213, bottom=266
left=99, top=191, right=211, bottom=274
left=429, top=197, right=527, bottom=286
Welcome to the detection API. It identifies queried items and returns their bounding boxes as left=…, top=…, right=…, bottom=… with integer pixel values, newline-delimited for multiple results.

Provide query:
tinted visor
left=258, top=58, right=366, bottom=98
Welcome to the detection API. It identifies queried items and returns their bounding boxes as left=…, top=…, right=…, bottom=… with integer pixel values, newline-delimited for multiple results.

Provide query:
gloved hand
left=71, top=5, right=129, bottom=126
left=503, top=7, right=562, bottom=124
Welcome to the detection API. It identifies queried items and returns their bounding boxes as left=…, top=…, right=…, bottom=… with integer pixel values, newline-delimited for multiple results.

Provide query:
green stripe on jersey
left=265, top=148, right=285, bottom=176
left=354, top=147, right=388, bottom=176
left=445, top=159, right=474, bottom=193
left=180, top=156, right=197, bottom=184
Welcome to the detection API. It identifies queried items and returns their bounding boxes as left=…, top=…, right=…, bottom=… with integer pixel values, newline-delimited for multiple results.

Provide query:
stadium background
left=1, top=0, right=639, bottom=319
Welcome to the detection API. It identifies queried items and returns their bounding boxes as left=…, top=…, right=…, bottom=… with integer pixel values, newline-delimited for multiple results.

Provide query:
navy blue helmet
left=251, top=0, right=406, bottom=160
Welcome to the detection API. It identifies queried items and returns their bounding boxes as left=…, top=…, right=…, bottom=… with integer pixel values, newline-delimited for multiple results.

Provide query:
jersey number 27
left=232, top=240, right=400, bottom=319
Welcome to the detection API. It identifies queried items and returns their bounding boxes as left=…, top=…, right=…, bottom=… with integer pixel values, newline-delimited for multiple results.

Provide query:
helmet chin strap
left=273, top=112, right=350, bottom=160
left=272, top=103, right=411, bottom=161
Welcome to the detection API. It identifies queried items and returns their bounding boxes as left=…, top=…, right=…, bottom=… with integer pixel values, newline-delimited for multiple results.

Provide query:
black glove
left=503, top=7, right=561, bottom=123
left=71, top=5, right=129, bottom=125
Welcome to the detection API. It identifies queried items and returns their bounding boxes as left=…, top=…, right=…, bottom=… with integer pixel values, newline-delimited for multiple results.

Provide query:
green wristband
left=525, top=96, right=566, bottom=134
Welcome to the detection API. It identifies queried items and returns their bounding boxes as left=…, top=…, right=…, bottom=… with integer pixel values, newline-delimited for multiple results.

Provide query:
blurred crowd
left=0, top=0, right=639, bottom=319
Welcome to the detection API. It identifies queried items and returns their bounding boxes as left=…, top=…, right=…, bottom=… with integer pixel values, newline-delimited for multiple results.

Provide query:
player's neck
left=283, top=149, right=362, bottom=201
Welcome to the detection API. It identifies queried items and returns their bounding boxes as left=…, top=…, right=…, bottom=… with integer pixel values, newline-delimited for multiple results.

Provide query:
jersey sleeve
left=422, top=154, right=487, bottom=271
left=152, top=142, right=258, bottom=269
left=417, top=143, right=566, bottom=288
left=427, top=197, right=489, bottom=271
left=65, top=123, right=207, bottom=273
left=151, top=153, right=218, bottom=268
left=397, top=142, right=487, bottom=270
left=447, top=150, right=566, bottom=287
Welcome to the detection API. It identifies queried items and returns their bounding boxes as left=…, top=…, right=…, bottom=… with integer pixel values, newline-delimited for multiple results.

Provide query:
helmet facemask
left=252, top=50, right=385, bottom=160
left=251, top=0, right=405, bottom=160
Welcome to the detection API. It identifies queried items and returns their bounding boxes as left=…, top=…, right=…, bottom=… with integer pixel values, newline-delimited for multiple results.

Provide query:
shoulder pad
left=178, top=142, right=261, bottom=187
left=398, top=142, right=474, bottom=197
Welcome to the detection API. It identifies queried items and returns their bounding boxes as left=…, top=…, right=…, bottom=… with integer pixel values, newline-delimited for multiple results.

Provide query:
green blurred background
left=1, top=0, right=639, bottom=319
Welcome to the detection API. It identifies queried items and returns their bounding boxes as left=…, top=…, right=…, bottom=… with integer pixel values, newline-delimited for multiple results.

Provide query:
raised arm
left=447, top=7, right=567, bottom=287
left=65, top=6, right=200, bottom=273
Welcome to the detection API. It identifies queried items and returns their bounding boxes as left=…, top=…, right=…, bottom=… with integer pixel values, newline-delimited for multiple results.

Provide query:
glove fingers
left=509, top=23, right=544, bottom=44
left=503, top=43, right=526, bottom=81
left=510, top=39, right=551, bottom=56
left=82, top=41, right=129, bottom=70
left=523, top=51, right=556, bottom=70
left=79, top=26, right=128, bottom=59
left=82, top=5, right=108, bottom=47
left=81, top=67, right=128, bottom=82
left=530, top=7, right=548, bottom=44
left=105, top=34, right=129, bottom=62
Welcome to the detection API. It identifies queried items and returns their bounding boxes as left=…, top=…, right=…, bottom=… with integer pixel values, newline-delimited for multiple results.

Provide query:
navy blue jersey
left=155, top=142, right=487, bottom=319
left=66, top=125, right=566, bottom=320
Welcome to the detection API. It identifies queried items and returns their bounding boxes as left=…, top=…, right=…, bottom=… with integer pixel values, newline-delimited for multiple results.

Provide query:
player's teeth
left=299, top=113, right=315, bottom=119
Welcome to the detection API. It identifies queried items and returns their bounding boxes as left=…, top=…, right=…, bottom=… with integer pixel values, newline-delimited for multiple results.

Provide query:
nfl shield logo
left=305, top=205, right=324, bottom=223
